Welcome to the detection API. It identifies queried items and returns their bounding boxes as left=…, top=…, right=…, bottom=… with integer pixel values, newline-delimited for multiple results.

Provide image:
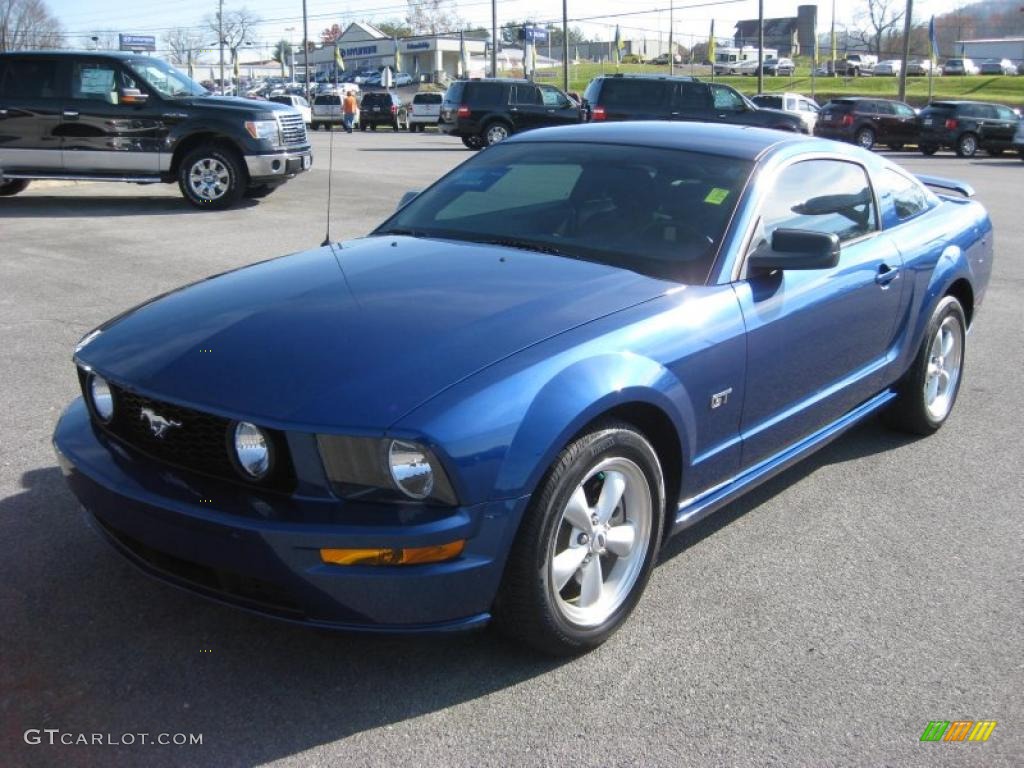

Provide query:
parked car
left=750, top=92, right=820, bottom=132
left=408, top=91, right=442, bottom=131
left=978, top=58, right=1017, bottom=76
left=1013, top=120, right=1024, bottom=158
left=54, top=121, right=993, bottom=655
left=0, top=50, right=311, bottom=207
left=827, top=54, right=877, bottom=76
left=872, top=60, right=903, bottom=76
left=269, top=93, right=311, bottom=125
left=917, top=100, right=1021, bottom=157
left=942, top=58, right=979, bottom=76
left=814, top=97, right=920, bottom=150
left=581, top=75, right=807, bottom=134
left=359, top=91, right=409, bottom=131
left=906, top=59, right=940, bottom=76
left=352, top=69, right=378, bottom=84
left=760, top=57, right=795, bottom=76
left=394, top=72, right=415, bottom=87
left=312, top=92, right=359, bottom=130
left=440, top=78, right=582, bottom=148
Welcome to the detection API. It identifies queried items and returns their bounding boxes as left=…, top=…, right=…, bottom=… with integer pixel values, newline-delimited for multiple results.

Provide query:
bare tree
left=405, top=0, right=462, bottom=36
left=204, top=6, right=260, bottom=66
left=0, top=0, right=64, bottom=51
left=164, top=27, right=206, bottom=66
left=849, top=0, right=906, bottom=56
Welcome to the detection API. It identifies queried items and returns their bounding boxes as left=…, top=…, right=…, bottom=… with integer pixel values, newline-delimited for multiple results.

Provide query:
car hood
left=180, top=95, right=294, bottom=115
left=76, top=237, right=674, bottom=430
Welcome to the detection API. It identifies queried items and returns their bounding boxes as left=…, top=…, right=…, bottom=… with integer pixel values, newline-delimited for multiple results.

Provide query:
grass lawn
left=525, top=61, right=1024, bottom=107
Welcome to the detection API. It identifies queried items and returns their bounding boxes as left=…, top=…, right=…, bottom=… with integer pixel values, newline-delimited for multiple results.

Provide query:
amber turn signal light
left=320, top=540, right=465, bottom=566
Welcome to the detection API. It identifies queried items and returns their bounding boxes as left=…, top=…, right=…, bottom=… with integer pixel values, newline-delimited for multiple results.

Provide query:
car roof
left=504, top=121, right=814, bottom=161
left=593, top=73, right=700, bottom=82
left=0, top=49, right=142, bottom=60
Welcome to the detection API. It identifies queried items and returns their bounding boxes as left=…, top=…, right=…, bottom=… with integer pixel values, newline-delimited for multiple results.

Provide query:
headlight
left=244, top=119, right=281, bottom=143
left=317, top=435, right=458, bottom=505
left=88, top=373, right=114, bottom=423
left=232, top=421, right=271, bottom=479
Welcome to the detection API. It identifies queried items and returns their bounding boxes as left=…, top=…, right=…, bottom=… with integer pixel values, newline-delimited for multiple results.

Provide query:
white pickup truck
left=408, top=92, right=442, bottom=132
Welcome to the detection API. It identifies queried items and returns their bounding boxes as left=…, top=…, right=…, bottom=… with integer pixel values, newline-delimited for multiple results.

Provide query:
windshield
left=126, top=57, right=208, bottom=98
left=375, top=142, right=752, bottom=284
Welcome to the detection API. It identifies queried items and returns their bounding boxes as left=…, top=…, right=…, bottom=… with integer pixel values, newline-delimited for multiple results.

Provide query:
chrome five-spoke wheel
left=549, top=457, right=653, bottom=627
left=924, top=315, right=962, bottom=422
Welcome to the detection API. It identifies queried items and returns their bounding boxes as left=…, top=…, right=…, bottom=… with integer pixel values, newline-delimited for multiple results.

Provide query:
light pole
left=669, top=1, right=674, bottom=75
left=897, top=0, right=913, bottom=101
left=757, top=0, right=764, bottom=94
left=491, top=0, right=498, bottom=77
left=562, top=0, right=569, bottom=91
left=302, top=0, right=310, bottom=101
left=218, top=0, right=225, bottom=91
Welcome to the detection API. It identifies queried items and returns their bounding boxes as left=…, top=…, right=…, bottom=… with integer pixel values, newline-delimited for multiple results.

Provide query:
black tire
left=461, top=134, right=485, bottom=151
left=855, top=126, right=876, bottom=151
left=360, top=123, right=367, bottom=131
left=370, top=123, right=377, bottom=131
left=886, top=295, right=967, bottom=436
left=177, top=144, right=245, bottom=210
left=484, top=120, right=512, bottom=146
left=889, top=143, right=904, bottom=151
left=0, top=179, right=30, bottom=196
left=493, top=421, right=665, bottom=656
left=955, top=132, right=978, bottom=158
left=920, top=144, right=939, bottom=156
left=407, top=121, right=416, bottom=132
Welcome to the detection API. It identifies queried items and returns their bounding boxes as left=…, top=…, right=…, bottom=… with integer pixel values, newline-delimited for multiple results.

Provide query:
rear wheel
left=855, top=126, right=876, bottom=150
left=178, top=145, right=245, bottom=210
left=956, top=132, right=978, bottom=158
left=461, top=134, right=485, bottom=151
left=493, top=422, right=664, bottom=656
left=0, top=179, right=30, bottom=196
left=886, top=296, right=966, bottom=435
left=920, top=144, right=939, bottom=156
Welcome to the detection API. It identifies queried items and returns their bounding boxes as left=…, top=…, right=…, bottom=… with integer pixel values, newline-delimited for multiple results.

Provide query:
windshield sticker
left=704, top=188, right=730, bottom=205
left=79, top=68, right=114, bottom=94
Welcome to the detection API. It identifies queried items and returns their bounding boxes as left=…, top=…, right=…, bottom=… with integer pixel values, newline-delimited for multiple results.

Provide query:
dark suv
left=917, top=101, right=1020, bottom=157
left=359, top=92, right=408, bottom=131
left=813, top=98, right=919, bottom=151
left=0, top=51, right=311, bottom=208
left=440, top=79, right=582, bottom=149
left=580, top=74, right=806, bottom=133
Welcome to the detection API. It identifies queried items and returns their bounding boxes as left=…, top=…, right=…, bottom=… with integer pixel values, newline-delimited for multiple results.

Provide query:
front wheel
left=0, top=179, right=30, bottom=196
left=493, top=422, right=664, bottom=655
left=855, top=126, right=876, bottom=150
left=886, top=296, right=966, bottom=435
left=956, top=132, right=978, bottom=158
left=178, top=145, right=245, bottom=210
left=484, top=121, right=512, bottom=146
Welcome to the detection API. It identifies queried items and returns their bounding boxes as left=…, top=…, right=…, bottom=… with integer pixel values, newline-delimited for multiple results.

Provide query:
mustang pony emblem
left=139, top=407, right=182, bottom=438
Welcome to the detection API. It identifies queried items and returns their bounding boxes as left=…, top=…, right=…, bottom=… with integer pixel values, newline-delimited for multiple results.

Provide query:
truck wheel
left=955, top=132, right=978, bottom=158
left=484, top=121, right=512, bottom=146
left=178, top=145, right=245, bottom=210
left=855, top=126, right=876, bottom=151
left=0, top=179, right=30, bottom=196
left=461, top=135, right=485, bottom=151
left=920, top=144, right=938, bottom=156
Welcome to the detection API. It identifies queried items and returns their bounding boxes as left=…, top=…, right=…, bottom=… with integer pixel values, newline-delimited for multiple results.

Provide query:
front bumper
left=53, top=398, right=526, bottom=633
left=244, top=148, right=312, bottom=182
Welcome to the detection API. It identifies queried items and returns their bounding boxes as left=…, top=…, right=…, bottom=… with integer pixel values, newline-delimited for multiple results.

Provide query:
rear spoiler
left=915, top=174, right=975, bottom=198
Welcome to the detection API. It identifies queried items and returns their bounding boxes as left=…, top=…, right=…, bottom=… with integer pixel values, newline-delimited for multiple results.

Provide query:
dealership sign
left=119, top=34, right=156, bottom=51
left=405, top=41, right=431, bottom=51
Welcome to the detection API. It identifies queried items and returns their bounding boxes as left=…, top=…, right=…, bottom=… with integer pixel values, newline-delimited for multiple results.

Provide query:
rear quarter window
left=463, top=82, right=505, bottom=107
left=0, top=57, right=62, bottom=99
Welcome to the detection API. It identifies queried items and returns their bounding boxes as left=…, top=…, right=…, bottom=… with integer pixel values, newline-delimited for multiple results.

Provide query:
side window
left=874, top=101, right=895, bottom=115
left=513, top=85, right=542, bottom=106
left=894, top=103, right=916, bottom=117
left=0, top=57, right=61, bottom=99
left=71, top=62, right=119, bottom=104
left=711, top=84, right=745, bottom=112
left=674, top=83, right=708, bottom=111
left=995, top=105, right=1017, bottom=121
left=978, top=105, right=999, bottom=119
left=760, top=160, right=877, bottom=245
left=876, top=168, right=935, bottom=223
left=538, top=85, right=569, bottom=107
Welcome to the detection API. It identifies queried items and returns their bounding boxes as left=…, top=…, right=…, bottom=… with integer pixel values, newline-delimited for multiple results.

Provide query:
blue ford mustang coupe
left=54, top=123, right=993, bottom=655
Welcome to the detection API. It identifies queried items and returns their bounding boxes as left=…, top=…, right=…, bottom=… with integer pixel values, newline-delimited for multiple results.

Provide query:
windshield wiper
left=469, top=237, right=578, bottom=259
left=375, top=227, right=432, bottom=238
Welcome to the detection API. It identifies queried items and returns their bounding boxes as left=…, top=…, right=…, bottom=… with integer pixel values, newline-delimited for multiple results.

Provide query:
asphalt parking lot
left=2, top=129, right=1022, bottom=767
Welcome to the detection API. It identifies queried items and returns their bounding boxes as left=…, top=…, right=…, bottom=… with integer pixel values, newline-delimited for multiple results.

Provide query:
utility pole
left=491, top=0, right=498, bottom=78
left=562, top=0, right=569, bottom=92
left=757, top=0, right=764, bottom=93
left=302, top=0, right=310, bottom=101
left=897, top=0, right=913, bottom=101
left=669, top=1, right=674, bottom=76
left=831, top=0, right=837, bottom=76
left=218, top=0, right=224, bottom=90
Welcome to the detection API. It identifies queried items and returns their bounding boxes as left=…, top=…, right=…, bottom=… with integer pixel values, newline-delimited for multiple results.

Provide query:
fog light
left=320, top=540, right=465, bottom=566
left=89, top=374, right=114, bottom=423
left=232, top=421, right=271, bottom=479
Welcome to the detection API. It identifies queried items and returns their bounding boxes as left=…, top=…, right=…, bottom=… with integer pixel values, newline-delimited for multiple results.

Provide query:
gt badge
left=710, top=388, right=733, bottom=410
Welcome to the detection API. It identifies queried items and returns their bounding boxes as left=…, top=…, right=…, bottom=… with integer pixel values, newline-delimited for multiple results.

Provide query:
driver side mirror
left=747, top=229, right=841, bottom=272
left=397, top=190, right=419, bottom=210
left=122, top=88, right=149, bottom=105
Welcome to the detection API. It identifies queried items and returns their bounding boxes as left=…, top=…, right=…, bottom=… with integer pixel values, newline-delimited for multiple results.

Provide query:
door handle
left=875, top=263, right=900, bottom=286
left=63, top=110, right=80, bottom=120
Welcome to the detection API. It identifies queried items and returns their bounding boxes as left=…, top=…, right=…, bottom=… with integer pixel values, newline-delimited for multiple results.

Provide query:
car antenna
left=321, top=93, right=338, bottom=247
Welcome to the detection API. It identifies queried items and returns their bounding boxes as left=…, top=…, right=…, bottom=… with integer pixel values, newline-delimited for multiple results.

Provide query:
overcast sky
left=48, top=0, right=966, bottom=58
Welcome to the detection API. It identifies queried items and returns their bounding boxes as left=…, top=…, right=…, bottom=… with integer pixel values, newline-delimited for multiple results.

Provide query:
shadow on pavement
left=0, top=195, right=258, bottom=219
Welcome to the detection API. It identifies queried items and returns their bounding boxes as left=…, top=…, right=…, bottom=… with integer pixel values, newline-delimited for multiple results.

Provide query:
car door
left=709, top=84, right=749, bottom=125
left=0, top=55, right=66, bottom=171
left=987, top=105, right=1018, bottom=148
left=891, top=102, right=918, bottom=145
left=509, top=84, right=545, bottom=131
left=536, top=84, right=581, bottom=127
left=60, top=58, right=162, bottom=175
left=672, top=82, right=713, bottom=122
left=732, top=158, right=904, bottom=468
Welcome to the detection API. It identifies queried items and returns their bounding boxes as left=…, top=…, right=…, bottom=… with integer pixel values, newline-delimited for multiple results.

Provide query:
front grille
left=277, top=112, right=308, bottom=145
left=95, top=516, right=304, bottom=619
left=79, top=371, right=295, bottom=492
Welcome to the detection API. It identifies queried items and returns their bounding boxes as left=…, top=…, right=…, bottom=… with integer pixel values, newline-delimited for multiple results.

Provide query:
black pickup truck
left=0, top=51, right=312, bottom=208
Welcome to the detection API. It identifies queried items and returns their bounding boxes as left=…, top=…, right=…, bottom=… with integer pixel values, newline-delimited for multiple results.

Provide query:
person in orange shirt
left=342, top=91, right=358, bottom=134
